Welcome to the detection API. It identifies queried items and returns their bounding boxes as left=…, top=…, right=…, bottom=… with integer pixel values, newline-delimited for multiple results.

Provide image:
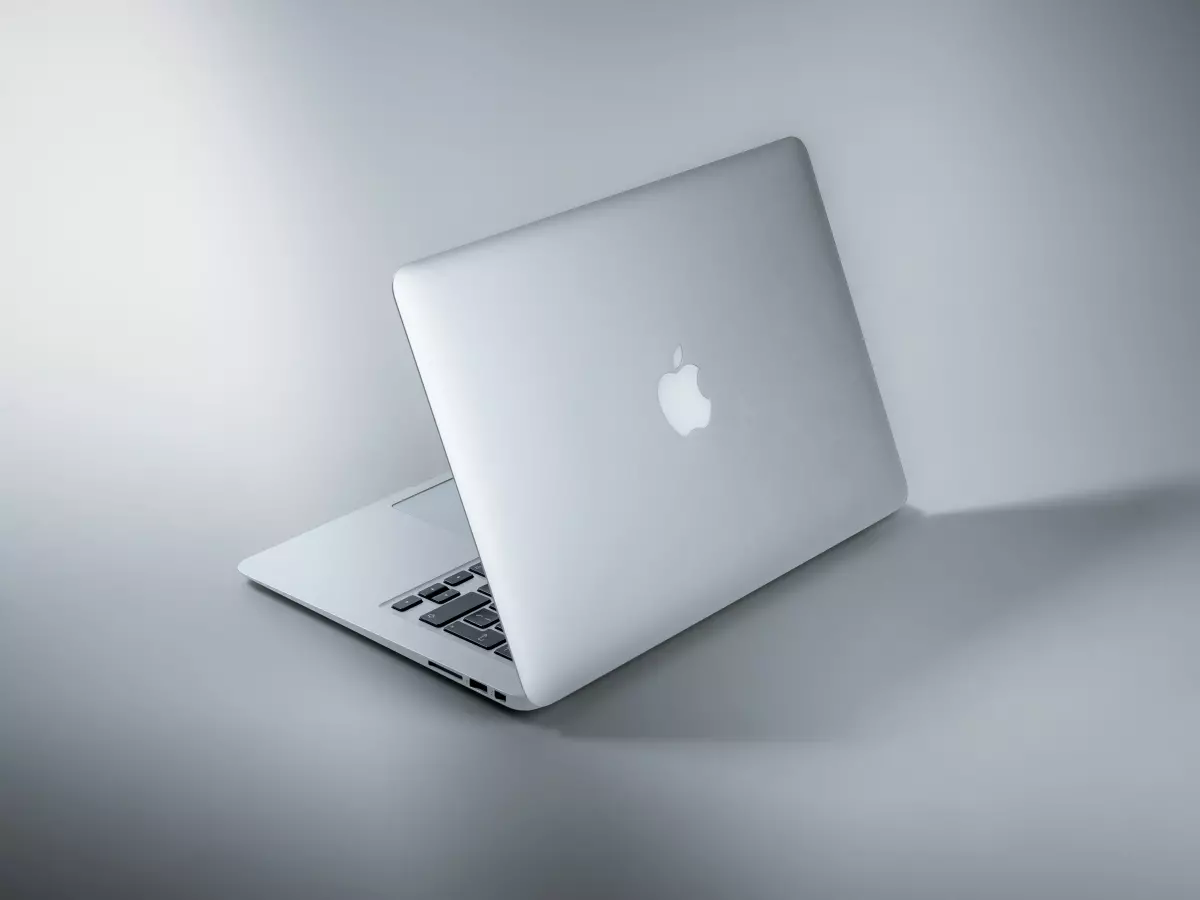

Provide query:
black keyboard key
left=418, top=583, right=448, bottom=600
left=419, top=592, right=489, bottom=628
left=495, top=644, right=513, bottom=661
left=494, top=623, right=504, bottom=633
left=427, top=588, right=459, bottom=605
left=469, top=563, right=486, bottom=577
left=444, top=571, right=472, bottom=587
left=445, top=621, right=506, bottom=650
left=464, top=608, right=499, bottom=629
left=478, top=584, right=492, bottom=597
left=391, top=596, right=422, bottom=612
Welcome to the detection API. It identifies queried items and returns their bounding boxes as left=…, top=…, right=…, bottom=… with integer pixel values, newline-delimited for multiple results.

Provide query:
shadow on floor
left=529, top=482, right=1200, bottom=743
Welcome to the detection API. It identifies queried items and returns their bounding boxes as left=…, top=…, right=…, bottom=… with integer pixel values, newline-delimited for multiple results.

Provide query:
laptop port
left=493, top=691, right=507, bottom=703
left=469, top=678, right=486, bottom=692
left=427, top=660, right=461, bottom=680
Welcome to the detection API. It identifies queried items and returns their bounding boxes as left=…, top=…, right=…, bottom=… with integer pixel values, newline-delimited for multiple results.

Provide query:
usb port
left=469, top=678, right=486, bottom=692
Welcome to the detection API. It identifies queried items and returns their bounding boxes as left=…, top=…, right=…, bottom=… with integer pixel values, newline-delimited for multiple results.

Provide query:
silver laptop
left=238, top=137, right=906, bottom=710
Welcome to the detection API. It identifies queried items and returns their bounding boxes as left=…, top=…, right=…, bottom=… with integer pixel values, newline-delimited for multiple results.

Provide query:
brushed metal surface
left=238, top=476, right=528, bottom=704
left=394, top=138, right=906, bottom=706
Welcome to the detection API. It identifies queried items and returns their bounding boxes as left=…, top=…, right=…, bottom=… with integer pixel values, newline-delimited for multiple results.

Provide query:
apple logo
left=657, top=345, right=711, bottom=436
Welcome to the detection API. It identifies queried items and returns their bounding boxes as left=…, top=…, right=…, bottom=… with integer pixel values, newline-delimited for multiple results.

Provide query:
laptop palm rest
left=238, top=479, right=478, bottom=621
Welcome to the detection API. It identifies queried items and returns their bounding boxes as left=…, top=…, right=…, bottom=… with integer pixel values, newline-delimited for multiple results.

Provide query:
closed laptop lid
left=392, top=138, right=906, bottom=707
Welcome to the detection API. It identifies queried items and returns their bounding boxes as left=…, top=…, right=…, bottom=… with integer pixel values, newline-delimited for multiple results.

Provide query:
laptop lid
left=392, top=137, right=906, bottom=707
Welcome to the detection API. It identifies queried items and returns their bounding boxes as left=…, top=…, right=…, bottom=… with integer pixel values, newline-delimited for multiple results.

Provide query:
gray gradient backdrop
left=3, top=2, right=1200, bottom=898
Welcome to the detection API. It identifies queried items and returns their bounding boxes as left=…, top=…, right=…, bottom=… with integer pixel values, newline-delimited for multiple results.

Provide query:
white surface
left=4, top=3, right=1200, bottom=525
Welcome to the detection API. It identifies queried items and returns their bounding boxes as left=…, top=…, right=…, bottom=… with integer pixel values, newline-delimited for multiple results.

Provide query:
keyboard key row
left=419, top=591, right=489, bottom=628
left=394, top=565, right=513, bottom=664
left=445, top=620, right=505, bottom=650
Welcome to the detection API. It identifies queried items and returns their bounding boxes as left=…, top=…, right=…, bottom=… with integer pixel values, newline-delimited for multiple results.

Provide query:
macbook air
left=238, top=137, right=906, bottom=710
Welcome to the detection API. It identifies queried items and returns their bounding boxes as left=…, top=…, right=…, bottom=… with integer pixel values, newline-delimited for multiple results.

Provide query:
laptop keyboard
left=389, top=562, right=513, bottom=662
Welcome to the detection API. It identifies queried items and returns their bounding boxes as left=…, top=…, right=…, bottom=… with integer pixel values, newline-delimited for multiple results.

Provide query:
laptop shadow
left=530, top=482, right=1200, bottom=743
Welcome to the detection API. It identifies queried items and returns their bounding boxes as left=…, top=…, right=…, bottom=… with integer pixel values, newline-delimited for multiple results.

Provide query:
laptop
left=238, top=137, right=906, bottom=710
